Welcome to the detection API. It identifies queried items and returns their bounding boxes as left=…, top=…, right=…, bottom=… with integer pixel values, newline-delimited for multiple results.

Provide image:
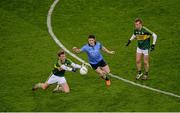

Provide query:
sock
left=36, top=83, right=43, bottom=88
left=101, top=75, right=109, bottom=81
left=57, top=85, right=62, bottom=91
left=138, top=70, right=142, bottom=74
left=55, top=84, right=60, bottom=89
left=145, top=72, right=148, bottom=76
left=105, top=76, right=110, bottom=81
left=58, top=87, right=62, bottom=91
left=54, top=85, right=62, bottom=91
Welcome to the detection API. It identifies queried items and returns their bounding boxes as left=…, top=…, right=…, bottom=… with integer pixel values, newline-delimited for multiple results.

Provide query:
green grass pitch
left=0, top=0, right=180, bottom=112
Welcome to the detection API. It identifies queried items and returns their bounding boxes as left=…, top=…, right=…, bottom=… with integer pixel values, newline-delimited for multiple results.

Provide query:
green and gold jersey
left=52, top=58, right=72, bottom=77
left=134, top=26, right=153, bottom=50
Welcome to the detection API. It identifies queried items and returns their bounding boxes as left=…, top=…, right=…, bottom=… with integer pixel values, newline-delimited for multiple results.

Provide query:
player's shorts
left=137, top=47, right=149, bottom=56
left=90, top=59, right=107, bottom=70
left=47, top=74, right=67, bottom=85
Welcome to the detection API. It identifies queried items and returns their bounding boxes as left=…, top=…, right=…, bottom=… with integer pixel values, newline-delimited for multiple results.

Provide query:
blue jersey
left=80, top=42, right=104, bottom=64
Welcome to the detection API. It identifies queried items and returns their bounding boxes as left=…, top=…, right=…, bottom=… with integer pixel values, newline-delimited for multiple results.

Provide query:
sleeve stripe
left=143, top=26, right=154, bottom=34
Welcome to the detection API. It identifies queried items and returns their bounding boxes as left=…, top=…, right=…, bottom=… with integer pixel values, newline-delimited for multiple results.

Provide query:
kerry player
left=126, top=18, right=157, bottom=80
left=32, top=50, right=82, bottom=93
left=73, top=35, right=115, bottom=86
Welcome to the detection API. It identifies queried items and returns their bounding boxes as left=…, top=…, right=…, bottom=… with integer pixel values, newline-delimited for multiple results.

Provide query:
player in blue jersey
left=73, top=35, right=115, bottom=86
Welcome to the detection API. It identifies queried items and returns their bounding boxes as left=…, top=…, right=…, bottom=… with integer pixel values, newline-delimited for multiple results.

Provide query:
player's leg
left=95, top=67, right=111, bottom=86
left=53, top=84, right=61, bottom=92
left=136, top=48, right=143, bottom=79
left=53, top=83, right=70, bottom=93
left=90, top=61, right=110, bottom=86
left=136, top=53, right=142, bottom=73
left=101, top=65, right=111, bottom=86
left=95, top=67, right=106, bottom=77
left=53, top=77, right=70, bottom=93
left=32, top=82, right=49, bottom=91
left=60, top=83, right=70, bottom=93
left=96, top=60, right=110, bottom=75
left=32, top=74, right=58, bottom=91
left=142, top=50, right=149, bottom=80
left=101, top=65, right=110, bottom=74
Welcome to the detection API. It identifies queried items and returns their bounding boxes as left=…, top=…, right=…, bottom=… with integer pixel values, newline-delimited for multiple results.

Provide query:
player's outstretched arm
left=60, top=65, right=77, bottom=72
left=126, top=34, right=136, bottom=46
left=71, top=63, right=81, bottom=69
left=72, top=47, right=81, bottom=53
left=101, top=46, right=115, bottom=55
left=150, top=33, right=157, bottom=51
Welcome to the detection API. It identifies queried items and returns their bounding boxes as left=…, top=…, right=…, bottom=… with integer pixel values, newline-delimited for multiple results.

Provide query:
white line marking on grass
left=47, top=0, right=180, bottom=98
left=47, top=0, right=91, bottom=67
left=109, top=73, right=180, bottom=98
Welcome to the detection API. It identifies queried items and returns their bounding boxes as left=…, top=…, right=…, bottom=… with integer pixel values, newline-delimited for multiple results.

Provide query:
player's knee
left=107, top=69, right=110, bottom=73
left=144, top=55, right=149, bottom=65
left=96, top=69, right=103, bottom=75
left=62, top=84, right=70, bottom=93
left=136, top=60, right=141, bottom=64
left=64, top=88, right=70, bottom=93
left=144, top=61, right=149, bottom=66
left=99, top=71, right=105, bottom=76
left=42, top=84, right=48, bottom=90
left=104, top=70, right=110, bottom=75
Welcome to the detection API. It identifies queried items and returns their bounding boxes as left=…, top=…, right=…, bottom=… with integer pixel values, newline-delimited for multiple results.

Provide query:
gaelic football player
left=126, top=18, right=157, bottom=80
left=32, top=50, right=82, bottom=93
left=72, top=35, right=115, bottom=86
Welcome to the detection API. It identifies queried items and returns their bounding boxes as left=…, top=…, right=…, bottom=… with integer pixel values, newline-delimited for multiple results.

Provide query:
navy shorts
left=90, top=60, right=107, bottom=70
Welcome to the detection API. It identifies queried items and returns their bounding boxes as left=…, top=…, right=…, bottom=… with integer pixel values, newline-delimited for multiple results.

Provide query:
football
left=80, top=66, right=88, bottom=75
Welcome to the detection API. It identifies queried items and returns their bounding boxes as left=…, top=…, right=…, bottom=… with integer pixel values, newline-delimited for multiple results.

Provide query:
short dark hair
left=57, top=50, right=65, bottom=57
left=135, top=18, right=143, bottom=24
left=88, top=35, right=96, bottom=39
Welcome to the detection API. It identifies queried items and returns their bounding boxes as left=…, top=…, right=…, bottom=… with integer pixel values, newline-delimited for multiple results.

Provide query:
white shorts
left=47, top=74, right=67, bottom=85
left=136, top=47, right=149, bottom=56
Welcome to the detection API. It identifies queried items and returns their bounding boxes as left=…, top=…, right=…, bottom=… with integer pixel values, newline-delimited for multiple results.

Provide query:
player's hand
left=73, top=47, right=81, bottom=53
left=82, top=63, right=87, bottom=67
left=150, top=44, right=155, bottom=51
left=72, top=68, right=77, bottom=72
left=82, top=62, right=92, bottom=69
left=126, top=40, right=131, bottom=46
left=72, top=47, right=77, bottom=52
left=109, top=51, right=115, bottom=55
